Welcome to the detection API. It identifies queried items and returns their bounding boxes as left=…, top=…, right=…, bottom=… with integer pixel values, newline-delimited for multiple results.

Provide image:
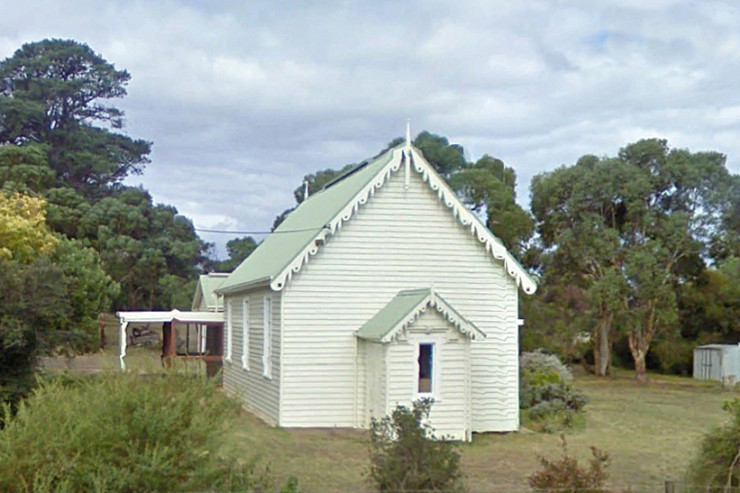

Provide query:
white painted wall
left=363, top=341, right=387, bottom=426
left=222, top=287, right=281, bottom=425
left=384, top=309, right=471, bottom=441
left=280, top=166, right=519, bottom=431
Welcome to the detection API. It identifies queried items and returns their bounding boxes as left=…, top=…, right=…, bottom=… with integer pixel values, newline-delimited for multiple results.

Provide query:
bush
left=368, top=398, right=463, bottom=492
left=0, top=371, right=271, bottom=492
left=522, top=382, right=589, bottom=412
left=528, top=436, right=613, bottom=493
left=652, top=337, right=694, bottom=375
left=521, top=350, right=573, bottom=383
left=520, top=351, right=588, bottom=432
left=687, top=398, right=740, bottom=489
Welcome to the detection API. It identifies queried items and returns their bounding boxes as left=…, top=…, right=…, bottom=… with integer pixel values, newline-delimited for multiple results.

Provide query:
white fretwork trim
left=270, top=148, right=405, bottom=290
left=270, top=146, right=537, bottom=294
left=380, top=293, right=486, bottom=344
left=408, top=147, right=537, bottom=294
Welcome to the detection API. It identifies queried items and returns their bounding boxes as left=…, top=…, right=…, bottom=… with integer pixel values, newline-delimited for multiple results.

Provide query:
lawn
left=223, top=370, right=739, bottom=492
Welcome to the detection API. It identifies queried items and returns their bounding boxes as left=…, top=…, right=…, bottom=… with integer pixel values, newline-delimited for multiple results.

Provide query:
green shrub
left=280, top=476, right=301, bottom=493
left=0, top=371, right=271, bottom=492
left=528, top=436, right=613, bottom=493
left=527, top=403, right=585, bottom=434
left=687, top=398, right=740, bottom=489
left=521, top=350, right=574, bottom=382
left=652, top=337, right=694, bottom=375
left=522, top=382, right=589, bottom=412
left=368, top=398, right=463, bottom=492
left=520, top=351, right=588, bottom=432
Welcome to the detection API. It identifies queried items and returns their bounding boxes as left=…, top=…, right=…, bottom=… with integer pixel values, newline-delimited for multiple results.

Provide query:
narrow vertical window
left=418, top=343, right=433, bottom=394
left=241, top=299, right=249, bottom=370
left=225, top=299, right=233, bottom=362
left=262, top=296, right=272, bottom=378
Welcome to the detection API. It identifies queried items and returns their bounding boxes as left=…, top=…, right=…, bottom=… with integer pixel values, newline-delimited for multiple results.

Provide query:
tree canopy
left=0, top=39, right=150, bottom=196
left=0, top=38, right=209, bottom=408
left=530, top=138, right=736, bottom=378
left=0, top=39, right=208, bottom=310
left=0, top=191, right=57, bottom=262
left=275, top=131, right=534, bottom=259
left=214, top=236, right=259, bottom=272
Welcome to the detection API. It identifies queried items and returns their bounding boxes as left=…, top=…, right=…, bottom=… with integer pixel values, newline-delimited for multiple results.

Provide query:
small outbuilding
left=693, top=344, right=740, bottom=384
left=192, top=272, right=229, bottom=312
left=117, top=309, right=224, bottom=376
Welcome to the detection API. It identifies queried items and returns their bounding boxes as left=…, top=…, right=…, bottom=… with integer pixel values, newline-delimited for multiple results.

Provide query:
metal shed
left=693, top=344, right=740, bottom=384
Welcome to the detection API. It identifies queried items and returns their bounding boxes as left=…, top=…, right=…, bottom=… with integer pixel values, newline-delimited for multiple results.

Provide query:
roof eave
left=408, top=147, right=537, bottom=295
left=216, top=276, right=272, bottom=295
left=359, top=291, right=486, bottom=344
left=191, top=284, right=202, bottom=311
left=431, top=293, right=486, bottom=340
left=270, top=148, right=406, bottom=291
left=355, top=332, right=382, bottom=343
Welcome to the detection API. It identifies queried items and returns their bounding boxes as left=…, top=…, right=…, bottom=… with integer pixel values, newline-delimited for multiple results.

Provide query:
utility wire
left=195, top=226, right=328, bottom=235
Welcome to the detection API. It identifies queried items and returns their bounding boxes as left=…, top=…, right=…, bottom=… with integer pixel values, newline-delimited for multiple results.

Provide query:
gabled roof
left=217, top=141, right=537, bottom=295
left=192, top=273, right=229, bottom=311
left=355, top=288, right=485, bottom=343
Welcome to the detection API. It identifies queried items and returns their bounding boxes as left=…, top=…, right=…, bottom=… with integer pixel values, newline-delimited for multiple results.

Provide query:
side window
left=241, top=299, right=249, bottom=370
left=417, top=343, right=434, bottom=394
left=262, top=296, right=272, bottom=378
left=225, top=299, right=233, bottom=362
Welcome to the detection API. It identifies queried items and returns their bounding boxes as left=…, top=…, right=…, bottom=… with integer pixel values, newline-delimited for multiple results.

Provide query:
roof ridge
left=266, top=147, right=402, bottom=289
left=321, top=161, right=368, bottom=191
left=216, top=140, right=537, bottom=295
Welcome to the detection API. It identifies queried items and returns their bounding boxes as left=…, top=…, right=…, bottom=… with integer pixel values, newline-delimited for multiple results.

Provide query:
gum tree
left=532, top=139, right=733, bottom=379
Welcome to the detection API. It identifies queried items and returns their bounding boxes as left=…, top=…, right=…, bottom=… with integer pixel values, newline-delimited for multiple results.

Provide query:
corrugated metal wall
left=693, top=344, right=740, bottom=382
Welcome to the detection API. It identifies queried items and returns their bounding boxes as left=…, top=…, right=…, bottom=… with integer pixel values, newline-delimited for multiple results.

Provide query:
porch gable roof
left=355, top=288, right=485, bottom=343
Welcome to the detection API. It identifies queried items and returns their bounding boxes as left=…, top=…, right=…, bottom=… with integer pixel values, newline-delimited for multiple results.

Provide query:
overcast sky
left=2, top=0, right=740, bottom=257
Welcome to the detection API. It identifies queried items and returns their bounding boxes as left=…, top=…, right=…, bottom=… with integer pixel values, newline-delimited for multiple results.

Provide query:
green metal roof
left=356, top=289, right=430, bottom=342
left=192, top=273, right=228, bottom=310
left=356, top=288, right=485, bottom=343
left=215, top=142, right=537, bottom=295
left=217, top=146, right=399, bottom=293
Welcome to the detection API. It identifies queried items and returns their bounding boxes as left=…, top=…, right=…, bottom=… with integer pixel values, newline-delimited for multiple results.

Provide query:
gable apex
left=355, top=288, right=485, bottom=343
left=217, top=143, right=537, bottom=295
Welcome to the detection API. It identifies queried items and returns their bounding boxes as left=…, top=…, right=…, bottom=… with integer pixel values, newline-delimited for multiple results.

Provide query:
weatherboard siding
left=363, top=341, right=386, bottom=426
left=280, top=167, right=519, bottom=432
left=222, top=288, right=281, bottom=425
left=384, top=310, right=471, bottom=440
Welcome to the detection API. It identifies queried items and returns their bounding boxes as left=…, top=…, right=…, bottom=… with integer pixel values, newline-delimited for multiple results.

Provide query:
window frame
left=225, top=299, right=233, bottom=363
left=414, top=340, right=440, bottom=400
left=262, top=296, right=272, bottom=379
left=241, top=298, right=249, bottom=370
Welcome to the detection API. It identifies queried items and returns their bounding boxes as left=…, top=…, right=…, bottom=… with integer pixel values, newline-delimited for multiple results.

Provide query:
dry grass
left=38, top=346, right=207, bottom=375
left=224, top=370, right=739, bottom=492
left=34, top=351, right=739, bottom=491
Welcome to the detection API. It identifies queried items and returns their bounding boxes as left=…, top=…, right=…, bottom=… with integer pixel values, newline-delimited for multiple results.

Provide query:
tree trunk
left=628, top=332, right=650, bottom=384
left=598, top=319, right=611, bottom=376
left=592, top=316, right=612, bottom=376
left=633, top=350, right=648, bottom=383
left=629, top=302, right=659, bottom=384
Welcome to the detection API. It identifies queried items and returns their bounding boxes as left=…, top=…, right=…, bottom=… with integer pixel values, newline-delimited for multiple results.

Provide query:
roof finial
left=303, top=179, right=309, bottom=201
left=406, top=119, right=411, bottom=147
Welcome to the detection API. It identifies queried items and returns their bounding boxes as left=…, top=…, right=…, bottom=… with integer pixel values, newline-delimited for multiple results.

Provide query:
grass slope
left=225, top=370, right=738, bottom=492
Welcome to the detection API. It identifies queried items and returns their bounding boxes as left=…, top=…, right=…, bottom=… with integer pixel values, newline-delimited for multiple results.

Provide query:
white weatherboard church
left=215, top=130, right=536, bottom=441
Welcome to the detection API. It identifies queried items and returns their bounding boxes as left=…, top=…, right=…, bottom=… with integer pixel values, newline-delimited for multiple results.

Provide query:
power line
left=195, top=226, right=328, bottom=235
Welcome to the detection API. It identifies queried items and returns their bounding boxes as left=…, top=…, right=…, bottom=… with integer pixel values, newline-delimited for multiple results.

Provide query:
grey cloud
left=1, top=0, right=739, bottom=258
